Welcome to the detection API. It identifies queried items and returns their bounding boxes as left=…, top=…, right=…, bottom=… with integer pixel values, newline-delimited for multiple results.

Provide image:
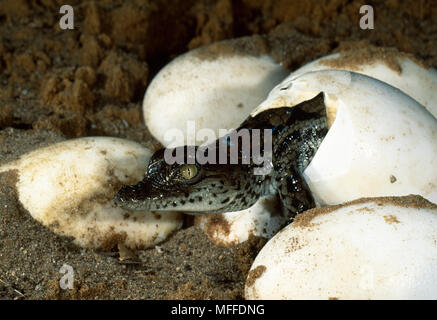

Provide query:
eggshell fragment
left=245, top=196, right=437, bottom=300
left=0, top=137, right=183, bottom=249
left=194, top=195, right=288, bottom=246
left=143, top=42, right=288, bottom=146
left=254, top=69, right=437, bottom=206
left=290, top=50, right=437, bottom=117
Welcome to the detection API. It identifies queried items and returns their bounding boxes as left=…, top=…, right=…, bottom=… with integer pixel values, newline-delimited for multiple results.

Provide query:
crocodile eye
left=180, top=164, right=198, bottom=180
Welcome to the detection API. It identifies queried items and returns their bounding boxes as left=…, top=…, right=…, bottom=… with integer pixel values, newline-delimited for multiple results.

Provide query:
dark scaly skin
left=114, top=93, right=328, bottom=220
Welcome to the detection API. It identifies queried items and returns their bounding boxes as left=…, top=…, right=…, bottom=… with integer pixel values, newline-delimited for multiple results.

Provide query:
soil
left=0, top=0, right=436, bottom=300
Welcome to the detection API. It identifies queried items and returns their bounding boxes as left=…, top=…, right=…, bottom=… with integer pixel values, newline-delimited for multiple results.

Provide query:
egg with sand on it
left=143, top=39, right=289, bottom=147
left=194, top=194, right=287, bottom=246
left=288, top=47, right=437, bottom=117
left=244, top=195, right=437, bottom=300
left=0, top=137, right=183, bottom=250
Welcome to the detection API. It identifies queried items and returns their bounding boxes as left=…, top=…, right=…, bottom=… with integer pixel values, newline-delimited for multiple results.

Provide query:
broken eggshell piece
left=194, top=194, right=287, bottom=246
left=253, top=69, right=437, bottom=206
left=245, top=196, right=437, bottom=300
left=0, top=137, right=183, bottom=249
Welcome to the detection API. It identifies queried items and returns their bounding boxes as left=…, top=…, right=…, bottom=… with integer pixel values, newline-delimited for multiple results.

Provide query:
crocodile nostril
left=280, top=83, right=292, bottom=91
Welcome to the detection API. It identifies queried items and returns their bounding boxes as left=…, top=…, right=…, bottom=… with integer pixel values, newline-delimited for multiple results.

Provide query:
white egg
left=254, top=69, right=437, bottom=206
left=245, top=196, right=437, bottom=300
left=143, top=42, right=288, bottom=147
left=290, top=51, right=437, bottom=117
left=0, top=137, right=183, bottom=249
left=194, top=195, right=287, bottom=246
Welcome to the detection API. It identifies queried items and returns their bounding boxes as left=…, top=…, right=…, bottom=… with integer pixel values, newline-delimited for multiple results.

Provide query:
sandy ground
left=0, top=0, right=436, bottom=299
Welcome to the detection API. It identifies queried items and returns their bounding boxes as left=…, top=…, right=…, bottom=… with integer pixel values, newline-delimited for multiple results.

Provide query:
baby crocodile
left=115, top=93, right=328, bottom=220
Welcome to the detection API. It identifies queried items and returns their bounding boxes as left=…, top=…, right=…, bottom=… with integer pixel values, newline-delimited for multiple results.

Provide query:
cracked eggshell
left=194, top=195, right=287, bottom=246
left=289, top=50, right=437, bottom=117
left=254, top=69, right=437, bottom=206
left=0, top=137, right=183, bottom=249
left=143, top=42, right=288, bottom=147
left=245, top=196, right=437, bottom=300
